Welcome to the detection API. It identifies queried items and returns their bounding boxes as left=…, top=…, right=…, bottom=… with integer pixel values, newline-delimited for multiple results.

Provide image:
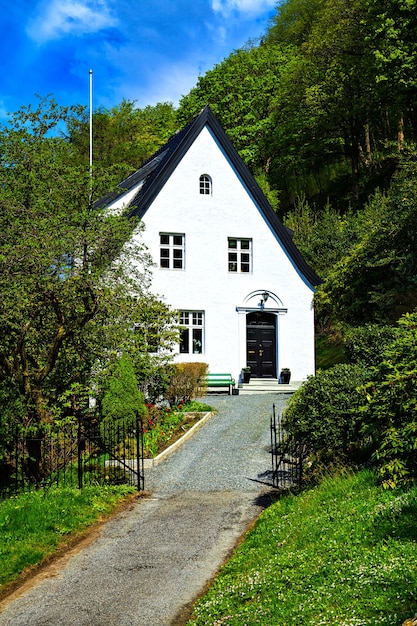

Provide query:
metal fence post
left=136, top=412, right=144, bottom=491
left=77, top=410, right=83, bottom=489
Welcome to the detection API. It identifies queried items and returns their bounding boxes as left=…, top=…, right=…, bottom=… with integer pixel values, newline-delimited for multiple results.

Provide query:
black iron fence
left=270, top=404, right=304, bottom=489
left=0, top=412, right=144, bottom=499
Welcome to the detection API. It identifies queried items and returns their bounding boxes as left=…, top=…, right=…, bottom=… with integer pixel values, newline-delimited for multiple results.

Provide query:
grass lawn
left=0, top=485, right=136, bottom=594
left=187, top=470, right=417, bottom=626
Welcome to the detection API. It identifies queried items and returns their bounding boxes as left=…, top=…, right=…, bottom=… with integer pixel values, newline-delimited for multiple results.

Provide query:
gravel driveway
left=0, top=393, right=291, bottom=626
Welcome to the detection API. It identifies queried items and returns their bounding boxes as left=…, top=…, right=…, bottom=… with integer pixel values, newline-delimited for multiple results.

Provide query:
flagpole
left=89, top=69, right=93, bottom=179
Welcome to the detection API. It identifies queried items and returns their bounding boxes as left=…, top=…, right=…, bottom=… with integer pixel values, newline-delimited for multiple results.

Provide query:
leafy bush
left=100, top=353, right=146, bottom=425
left=166, top=362, right=208, bottom=405
left=360, top=312, right=417, bottom=487
left=283, top=363, right=370, bottom=475
left=343, top=323, right=397, bottom=367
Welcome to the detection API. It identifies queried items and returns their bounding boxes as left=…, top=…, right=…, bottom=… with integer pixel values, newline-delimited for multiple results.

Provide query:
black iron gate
left=79, top=411, right=145, bottom=492
left=0, top=411, right=145, bottom=499
left=270, top=404, right=303, bottom=489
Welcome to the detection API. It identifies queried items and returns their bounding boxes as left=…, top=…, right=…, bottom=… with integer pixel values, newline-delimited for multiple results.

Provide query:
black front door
left=246, top=312, right=276, bottom=378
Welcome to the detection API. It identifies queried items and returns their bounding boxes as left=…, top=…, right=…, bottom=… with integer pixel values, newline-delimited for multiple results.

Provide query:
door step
left=239, top=378, right=302, bottom=394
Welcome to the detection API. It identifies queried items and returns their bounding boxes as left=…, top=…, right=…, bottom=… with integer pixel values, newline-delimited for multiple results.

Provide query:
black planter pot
left=280, top=370, right=291, bottom=384
left=242, top=371, right=251, bottom=383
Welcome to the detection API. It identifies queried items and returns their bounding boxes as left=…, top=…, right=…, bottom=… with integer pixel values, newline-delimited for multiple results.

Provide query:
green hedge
left=283, top=363, right=370, bottom=475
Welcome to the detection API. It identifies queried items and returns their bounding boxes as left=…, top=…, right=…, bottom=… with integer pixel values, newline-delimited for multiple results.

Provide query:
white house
left=99, top=106, right=321, bottom=384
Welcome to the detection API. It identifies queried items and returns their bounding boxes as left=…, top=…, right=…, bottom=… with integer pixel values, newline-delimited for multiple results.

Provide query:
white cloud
left=27, top=0, right=117, bottom=44
left=211, top=0, right=276, bottom=17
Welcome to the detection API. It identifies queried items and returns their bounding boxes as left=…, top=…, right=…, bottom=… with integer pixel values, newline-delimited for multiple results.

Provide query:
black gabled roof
left=99, top=106, right=321, bottom=287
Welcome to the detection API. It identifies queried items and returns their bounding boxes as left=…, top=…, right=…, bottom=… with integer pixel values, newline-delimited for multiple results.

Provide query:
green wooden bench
left=205, top=373, right=236, bottom=395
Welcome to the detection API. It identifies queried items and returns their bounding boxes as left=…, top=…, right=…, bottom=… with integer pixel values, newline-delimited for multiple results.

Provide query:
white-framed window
left=160, top=233, right=184, bottom=269
left=179, top=311, right=204, bottom=354
left=199, top=174, right=212, bottom=195
left=228, top=238, right=252, bottom=273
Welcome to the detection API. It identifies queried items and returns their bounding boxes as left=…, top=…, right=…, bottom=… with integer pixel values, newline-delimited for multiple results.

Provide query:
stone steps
left=238, top=378, right=302, bottom=394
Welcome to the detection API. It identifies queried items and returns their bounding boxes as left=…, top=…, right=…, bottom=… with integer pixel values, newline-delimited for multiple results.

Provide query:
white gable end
left=124, top=122, right=317, bottom=383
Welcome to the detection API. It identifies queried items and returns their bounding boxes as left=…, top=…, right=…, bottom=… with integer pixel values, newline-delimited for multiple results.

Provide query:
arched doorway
left=246, top=311, right=276, bottom=378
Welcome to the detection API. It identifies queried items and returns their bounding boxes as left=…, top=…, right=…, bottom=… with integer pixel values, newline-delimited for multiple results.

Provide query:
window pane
left=179, top=311, right=204, bottom=354
left=227, top=238, right=252, bottom=273
left=228, top=252, right=237, bottom=272
left=180, top=328, right=189, bottom=353
left=180, top=312, right=189, bottom=325
left=192, top=329, right=202, bottom=353
left=160, top=233, right=184, bottom=271
left=200, top=175, right=211, bottom=194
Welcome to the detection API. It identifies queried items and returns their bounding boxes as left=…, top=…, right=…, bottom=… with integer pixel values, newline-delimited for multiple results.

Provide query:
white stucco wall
left=123, top=127, right=316, bottom=382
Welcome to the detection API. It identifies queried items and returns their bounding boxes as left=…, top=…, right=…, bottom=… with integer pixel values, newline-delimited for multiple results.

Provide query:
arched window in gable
left=199, top=174, right=212, bottom=195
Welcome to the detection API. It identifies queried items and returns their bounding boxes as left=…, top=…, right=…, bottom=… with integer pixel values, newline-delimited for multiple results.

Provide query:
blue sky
left=0, top=0, right=277, bottom=122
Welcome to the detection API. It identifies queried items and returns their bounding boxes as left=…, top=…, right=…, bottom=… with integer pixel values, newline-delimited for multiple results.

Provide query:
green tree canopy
left=67, top=99, right=178, bottom=177
left=0, top=97, right=172, bottom=428
left=316, top=151, right=417, bottom=326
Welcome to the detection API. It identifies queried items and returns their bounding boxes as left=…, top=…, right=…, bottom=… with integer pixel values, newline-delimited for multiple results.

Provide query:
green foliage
left=360, top=312, right=417, bottom=487
left=0, top=96, right=153, bottom=429
left=127, top=294, right=180, bottom=402
left=188, top=470, right=417, bottom=625
left=165, top=363, right=208, bottom=405
left=315, top=335, right=345, bottom=369
left=283, top=363, right=370, bottom=472
left=284, top=196, right=355, bottom=277
left=140, top=404, right=199, bottom=458
left=100, top=353, right=145, bottom=425
left=178, top=42, right=295, bottom=179
left=67, top=99, right=178, bottom=174
left=343, top=323, right=397, bottom=367
left=0, top=380, right=25, bottom=462
left=317, top=151, right=417, bottom=326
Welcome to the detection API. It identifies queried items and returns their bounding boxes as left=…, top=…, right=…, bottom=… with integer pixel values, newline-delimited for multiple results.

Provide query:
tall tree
left=0, top=97, right=161, bottom=429
left=269, top=0, right=386, bottom=208
left=67, top=99, right=178, bottom=176
left=316, top=151, right=417, bottom=326
left=364, top=0, right=417, bottom=145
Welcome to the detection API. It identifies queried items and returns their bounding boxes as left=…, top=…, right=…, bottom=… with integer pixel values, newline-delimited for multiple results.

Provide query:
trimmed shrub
left=283, top=363, right=370, bottom=475
left=166, top=362, right=208, bottom=405
left=100, top=353, right=146, bottom=425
